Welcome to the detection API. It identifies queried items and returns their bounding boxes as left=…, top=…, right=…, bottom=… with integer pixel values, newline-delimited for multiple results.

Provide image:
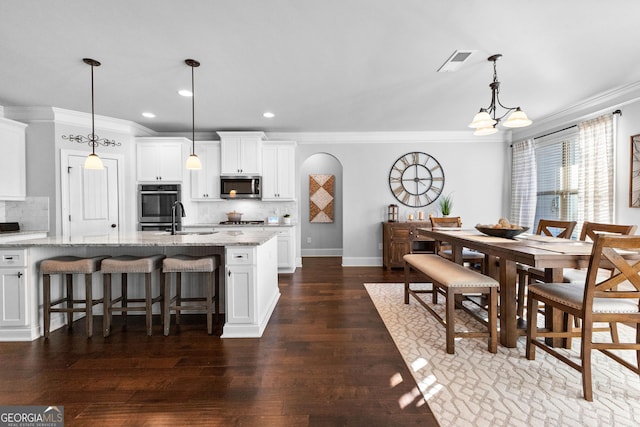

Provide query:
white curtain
left=578, top=114, right=614, bottom=224
left=510, top=139, right=537, bottom=229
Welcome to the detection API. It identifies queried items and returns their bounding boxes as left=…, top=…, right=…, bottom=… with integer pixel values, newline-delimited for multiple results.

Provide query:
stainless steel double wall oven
left=138, top=184, right=181, bottom=231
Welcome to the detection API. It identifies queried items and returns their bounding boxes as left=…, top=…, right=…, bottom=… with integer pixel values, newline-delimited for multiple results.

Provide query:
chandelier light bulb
left=473, top=126, right=498, bottom=136
left=469, top=110, right=497, bottom=129
left=503, top=108, right=533, bottom=128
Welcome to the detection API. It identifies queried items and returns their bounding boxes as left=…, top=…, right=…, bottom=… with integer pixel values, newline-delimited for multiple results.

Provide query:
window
left=513, top=114, right=614, bottom=238
left=533, top=128, right=579, bottom=237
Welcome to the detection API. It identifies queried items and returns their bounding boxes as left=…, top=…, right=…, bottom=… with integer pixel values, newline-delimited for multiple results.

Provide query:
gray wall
left=300, top=152, right=343, bottom=256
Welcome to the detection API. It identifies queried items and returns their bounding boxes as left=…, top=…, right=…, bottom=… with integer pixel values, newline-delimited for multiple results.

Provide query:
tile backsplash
left=1, top=197, right=49, bottom=231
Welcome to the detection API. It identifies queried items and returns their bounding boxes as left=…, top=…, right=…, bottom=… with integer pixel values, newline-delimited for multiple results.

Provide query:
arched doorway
left=299, top=153, right=343, bottom=258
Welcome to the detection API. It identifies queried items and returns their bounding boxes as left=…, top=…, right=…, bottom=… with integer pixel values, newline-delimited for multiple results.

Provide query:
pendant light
left=185, top=59, right=202, bottom=170
left=468, top=54, right=532, bottom=136
left=63, top=58, right=120, bottom=169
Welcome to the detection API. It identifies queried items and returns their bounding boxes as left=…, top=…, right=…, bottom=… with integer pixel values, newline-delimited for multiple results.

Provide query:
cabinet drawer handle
left=16, top=272, right=23, bottom=278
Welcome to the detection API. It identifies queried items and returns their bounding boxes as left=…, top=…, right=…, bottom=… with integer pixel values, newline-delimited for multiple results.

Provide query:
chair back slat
left=580, top=221, right=637, bottom=242
left=536, top=219, right=577, bottom=238
left=585, top=235, right=640, bottom=309
left=430, top=216, right=462, bottom=228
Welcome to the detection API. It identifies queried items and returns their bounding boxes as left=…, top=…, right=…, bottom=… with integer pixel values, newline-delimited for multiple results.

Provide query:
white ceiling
left=1, top=1, right=640, bottom=134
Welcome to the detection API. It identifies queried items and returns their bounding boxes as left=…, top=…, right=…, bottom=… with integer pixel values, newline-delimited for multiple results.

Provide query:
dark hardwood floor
left=0, top=257, right=438, bottom=426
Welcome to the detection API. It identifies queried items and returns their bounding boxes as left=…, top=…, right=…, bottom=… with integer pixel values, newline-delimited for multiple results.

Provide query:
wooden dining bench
left=404, top=253, right=499, bottom=354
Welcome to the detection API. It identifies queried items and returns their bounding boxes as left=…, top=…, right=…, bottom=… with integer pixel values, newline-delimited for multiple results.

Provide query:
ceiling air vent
left=437, top=50, right=476, bottom=72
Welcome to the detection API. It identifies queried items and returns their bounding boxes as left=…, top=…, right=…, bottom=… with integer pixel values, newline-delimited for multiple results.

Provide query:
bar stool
left=41, top=255, right=110, bottom=338
left=102, top=254, right=165, bottom=337
left=162, top=254, right=220, bottom=335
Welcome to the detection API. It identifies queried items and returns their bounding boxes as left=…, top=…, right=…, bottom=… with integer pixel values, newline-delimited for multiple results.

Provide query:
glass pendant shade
left=468, top=110, right=497, bottom=129
left=473, top=126, right=498, bottom=136
left=502, top=108, right=533, bottom=128
left=185, top=153, right=202, bottom=170
left=84, top=153, right=104, bottom=170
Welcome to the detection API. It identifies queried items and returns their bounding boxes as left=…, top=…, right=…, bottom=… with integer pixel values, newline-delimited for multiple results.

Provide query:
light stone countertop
left=184, top=223, right=296, bottom=228
left=0, top=230, right=277, bottom=248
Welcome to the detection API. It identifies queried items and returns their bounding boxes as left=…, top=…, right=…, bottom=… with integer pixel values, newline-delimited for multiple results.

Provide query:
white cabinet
left=222, top=237, right=279, bottom=338
left=0, top=118, right=27, bottom=201
left=218, top=131, right=264, bottom=175
left=262, top=142, right=296, bottom=200
left=136, top=137, right=186, bottom=182
left=0, top=250, right=28, bottom=328
left=274, top=227, right=295, bottom=273
left=190, top=141, right=221, bottom=200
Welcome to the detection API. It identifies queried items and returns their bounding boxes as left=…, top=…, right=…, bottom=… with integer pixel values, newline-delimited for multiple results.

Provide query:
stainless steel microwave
left=220, top=175, right=261, bottom=199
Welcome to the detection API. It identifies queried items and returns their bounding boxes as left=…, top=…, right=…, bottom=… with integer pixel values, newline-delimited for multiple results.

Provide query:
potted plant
left=282, top=213, right=292, bottom=224
left=439, top=194, right=453, bottom=217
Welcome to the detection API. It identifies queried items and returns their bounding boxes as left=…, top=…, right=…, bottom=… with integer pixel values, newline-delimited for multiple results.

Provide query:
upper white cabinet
left=136, top=137, right=186, bottom=182
left=218, top=131, right=264, bottom=175
left=262, top=141, right=296, bottom=200
left=191, top=141, right=221, bottom=200
left=0, top=118, right=27, bottom=201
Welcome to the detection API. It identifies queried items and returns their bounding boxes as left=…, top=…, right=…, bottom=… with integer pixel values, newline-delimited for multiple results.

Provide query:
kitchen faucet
left=171, top=201, right=186, bottom=235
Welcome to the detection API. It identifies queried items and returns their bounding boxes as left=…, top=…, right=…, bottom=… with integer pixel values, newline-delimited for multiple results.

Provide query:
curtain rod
left=511, top=109, right=623, bottom=146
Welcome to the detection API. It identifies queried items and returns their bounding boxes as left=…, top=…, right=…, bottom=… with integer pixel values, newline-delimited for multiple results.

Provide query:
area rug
left=365, top=283, right=640, bottom=427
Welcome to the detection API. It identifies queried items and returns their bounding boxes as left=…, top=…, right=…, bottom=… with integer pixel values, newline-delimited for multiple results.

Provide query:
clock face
left=388, top=152, right=445, bottom=207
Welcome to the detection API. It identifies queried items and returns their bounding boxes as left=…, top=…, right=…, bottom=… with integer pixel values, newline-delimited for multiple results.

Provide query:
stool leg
left=214, top=269, right=220, bottom=325
left=43, top=274, right=51, bottom=339
left=103, top=273, right=112, bottom=337
left=163, top=272, right=171, bottom=336
left=159, top=270, right=165, bottom=326
left=66, top=273, right=74, bottom=329
left=122, top=273, right=128, bottom=325
left=85, top=273, right=93, bottom=338
left=145, top=272, right=153, bottom=336
left=175, top=273, right=182, bottom=325
left=206, top=271, right=213, bottom=334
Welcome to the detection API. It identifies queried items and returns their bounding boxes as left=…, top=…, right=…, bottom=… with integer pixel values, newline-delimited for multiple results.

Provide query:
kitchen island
left=0, top=230, right=279, bottom=341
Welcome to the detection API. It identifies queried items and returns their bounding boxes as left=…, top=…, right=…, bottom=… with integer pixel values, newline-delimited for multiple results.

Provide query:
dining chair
left=525, top=221, right=637, bottom=343
left=516, top=219, right=577, bottom=317
left=525, top=233, right=640, bottom=401
left=429, top=216, right=484, bottom=271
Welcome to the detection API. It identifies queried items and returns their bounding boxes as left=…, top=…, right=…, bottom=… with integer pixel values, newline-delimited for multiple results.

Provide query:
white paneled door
left=63, top=153, right=120, bottom=237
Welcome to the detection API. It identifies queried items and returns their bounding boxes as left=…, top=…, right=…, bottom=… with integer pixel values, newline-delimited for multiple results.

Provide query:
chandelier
left=184, top=59, right=202, bottom=170
left=62, top=58, right=121, bottom=169
left=468, top=54, right=532, bottom=136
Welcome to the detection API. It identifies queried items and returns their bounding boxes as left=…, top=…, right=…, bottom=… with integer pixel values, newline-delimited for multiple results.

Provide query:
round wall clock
left=388, top=151, right=445, bottom=207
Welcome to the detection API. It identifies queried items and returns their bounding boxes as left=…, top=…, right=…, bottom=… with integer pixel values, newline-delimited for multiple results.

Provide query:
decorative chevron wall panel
left=309, top=174, right=334, bottom=223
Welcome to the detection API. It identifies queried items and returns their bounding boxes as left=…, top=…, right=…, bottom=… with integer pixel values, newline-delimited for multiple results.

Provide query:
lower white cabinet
left=0, top=250, right=28, bottom=328
left=222, top=237, right=279, bottom=338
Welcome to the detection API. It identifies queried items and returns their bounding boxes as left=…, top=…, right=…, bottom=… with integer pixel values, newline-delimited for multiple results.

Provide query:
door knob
left=111, top=224, right=117, bottom=228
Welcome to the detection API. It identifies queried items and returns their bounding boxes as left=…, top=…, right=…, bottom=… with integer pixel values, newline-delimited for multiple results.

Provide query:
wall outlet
left=306, top=237, right=312, bottom=244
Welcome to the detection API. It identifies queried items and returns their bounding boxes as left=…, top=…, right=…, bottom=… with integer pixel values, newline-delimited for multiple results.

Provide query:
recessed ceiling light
left=178, top=90, right=192, bottom=97
left=142, top=112, right=156, bottom=118
left=263, top=112, right=275, bottom=118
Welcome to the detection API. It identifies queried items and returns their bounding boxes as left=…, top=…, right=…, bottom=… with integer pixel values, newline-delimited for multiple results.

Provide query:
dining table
left=417, top=227, right=596, bottom=348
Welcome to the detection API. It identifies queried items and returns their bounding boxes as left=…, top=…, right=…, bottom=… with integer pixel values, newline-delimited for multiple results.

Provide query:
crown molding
left=512, top=80, right=640, bottom=141
left=3, top=107, right=157, bottom=137
left=265, top=130, right=510, bottom=144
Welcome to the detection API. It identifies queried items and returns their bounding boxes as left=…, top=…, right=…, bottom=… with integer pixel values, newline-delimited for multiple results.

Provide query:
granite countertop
left=184, top=222, right=296, bottom=228
left=0, top=230, right=277, bottom=248
left=0, top=230, right=48, bottom=243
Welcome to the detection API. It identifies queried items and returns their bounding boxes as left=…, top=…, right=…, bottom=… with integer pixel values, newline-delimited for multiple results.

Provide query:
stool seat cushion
left=101, top=254, right=165, bottom=273
left=41, top=256, right=109, bottom=274
left=163, top=254, right=219, bottom=273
